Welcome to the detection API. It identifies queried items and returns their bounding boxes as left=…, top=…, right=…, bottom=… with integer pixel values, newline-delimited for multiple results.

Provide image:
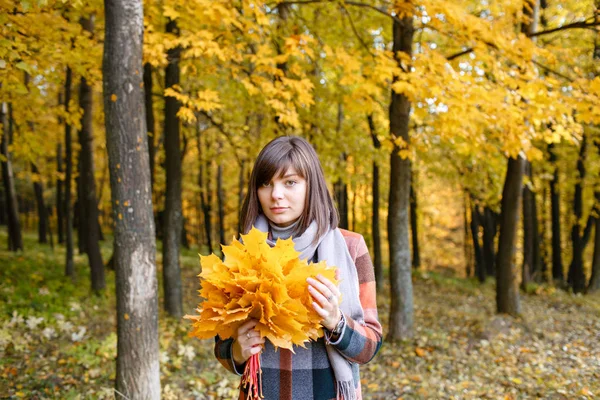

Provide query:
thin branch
left=198, top=111, right=243, bottom=167
left=340, top=2, right=375, bottom=58
left=445, top=18, right=600, bottom=60
left=272, top=0, right=403, bottom=23
left=532, top=59, right=577, bottom=82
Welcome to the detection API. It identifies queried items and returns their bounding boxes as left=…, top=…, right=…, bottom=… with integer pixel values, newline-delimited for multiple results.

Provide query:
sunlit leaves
left=185, top=227, right=338, bottom=351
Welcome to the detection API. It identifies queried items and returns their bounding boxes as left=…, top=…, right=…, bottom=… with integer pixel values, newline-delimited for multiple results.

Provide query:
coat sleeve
left=329, top=231, right=383, bottom=364
left=214, top=336, right=244, bottom=376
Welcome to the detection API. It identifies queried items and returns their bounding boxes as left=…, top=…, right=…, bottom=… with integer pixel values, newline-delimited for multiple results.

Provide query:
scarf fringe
left=336, top=380, right=356, bottom=400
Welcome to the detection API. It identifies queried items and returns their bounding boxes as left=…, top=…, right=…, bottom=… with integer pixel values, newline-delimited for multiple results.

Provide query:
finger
left=316, top=274, right=341, bottom=297
left=335, top=268, right=340, bottom=281
left=308, top=284, right=334, bottom=308
left=236, top=319, right=258, bottom=339
left=307, top=277, right=335, bottom=301
left=311, top=301, right=328, bottom=318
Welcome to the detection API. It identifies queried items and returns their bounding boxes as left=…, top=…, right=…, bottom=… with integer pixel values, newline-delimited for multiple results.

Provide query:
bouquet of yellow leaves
left=185, top=227, right=337, bottom=398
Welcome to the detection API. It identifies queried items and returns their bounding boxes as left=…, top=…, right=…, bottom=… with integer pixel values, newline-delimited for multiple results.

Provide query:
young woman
left=214, top=136, right=382, bottom=400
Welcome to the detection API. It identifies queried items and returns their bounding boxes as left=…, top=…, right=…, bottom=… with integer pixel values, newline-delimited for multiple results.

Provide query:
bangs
left=255, top=151, right=308, bottom=186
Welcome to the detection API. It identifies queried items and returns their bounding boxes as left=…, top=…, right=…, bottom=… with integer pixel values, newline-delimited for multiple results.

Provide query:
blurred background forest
left=1, top=0, right=600, bottom=398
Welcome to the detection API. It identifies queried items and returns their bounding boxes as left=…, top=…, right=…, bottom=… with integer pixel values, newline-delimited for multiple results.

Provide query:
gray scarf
left=254, top=215, right=363, bottom=400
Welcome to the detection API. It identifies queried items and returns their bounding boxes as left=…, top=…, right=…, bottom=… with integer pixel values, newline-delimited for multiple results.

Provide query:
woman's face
left=257, top=166, right=307, bottom=227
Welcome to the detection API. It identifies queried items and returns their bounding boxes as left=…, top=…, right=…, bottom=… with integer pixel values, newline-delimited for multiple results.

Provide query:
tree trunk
left=482, top=207, right=497, bottom=277
left=587, top=3, right=600, bottom=293
left=78, top=16, right=105, bottom=293
left=64, top=67, right=75, bottom=277
left=410, top=176, right=420, bottom=269
left=103, top=0, right=161, bottom=396
left=522, top=160, right=534, bottom=289
left=387, top=15, right=414, bottom=341
left=496, top=155, right=525, bottom=316
left=589, top=195, right=600, bottom=292
left=471, top=204, right=485, bottom=282
left=162, top=18, right=183, bottom=317
left=143, top=62, right=156, bottom=189
left=464, top=192, right=473, bottom=278
left=56, top=143, right=65, bottom=244
left=368, top=114, right=383, bottom=291
left=238, top=159, right=245, bottom=234
left=31, top=162, right=49, bottom=244
left=569, top=136, right=587, bottom=293
left=1, top=102, right=23, bottom=251
left=196, top=120, right=213, bottom=252
left=217, top=162, right=226, bottom=245
left=334, top=104, right=348, bottom=229
left=548, top=143, right=564, bottom=283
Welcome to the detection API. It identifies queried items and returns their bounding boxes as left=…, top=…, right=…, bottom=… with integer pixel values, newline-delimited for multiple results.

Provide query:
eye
left=285, top=180, right=297, bottom=187
left=261, top=182, right=272, bottom=188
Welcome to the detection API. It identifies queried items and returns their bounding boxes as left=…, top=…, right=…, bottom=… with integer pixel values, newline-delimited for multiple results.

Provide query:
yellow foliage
left=185, top=227, right=338, bottom=351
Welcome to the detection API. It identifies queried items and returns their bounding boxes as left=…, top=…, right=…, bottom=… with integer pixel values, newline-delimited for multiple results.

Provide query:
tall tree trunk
left=64, top=67, right=75, bottom=277
left=548, top=143, right=564, bottom=283
left=103, top=0, right=161, bottom=396
left=471, top=204, right=485, bottom=282
left=143, top=63, right=156, bottom=190
left=162, top=18, right=183, bottom=317
left=569, top=136, right=587, bottom=293
left=1, top=102, right=23, bottom=251
left=464, top=192, right=473, bottom=278
left=387, top=15, right=415, bottom=341
left=482, top=207, right=497, bottom=277
left=78, top=16, right=105, bottom=293
left=238, top=159, right=245, bottom=234
left=196, top=120, right=213, bottom=252
left=589, top=193, right=600, bottom=292
left=410, top=176, right=420, bottom=269
left=522, top=160, right=534, bottom=288
left=587, top=1, right=600, bottom=293
left=496, top=155, right=525, bottom=316
left=57, top=143, right=65, bottom=244
left=334, top=104, right=348, bottom=229
left=31, top=162, right=49, bottom=244
left=217, top=162, right=225, bottom=245
left=368, top=114, right=383, bottom=291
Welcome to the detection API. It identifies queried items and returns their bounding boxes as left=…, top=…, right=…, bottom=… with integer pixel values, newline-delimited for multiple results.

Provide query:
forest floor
left=0, top=230, right=599, bottom=399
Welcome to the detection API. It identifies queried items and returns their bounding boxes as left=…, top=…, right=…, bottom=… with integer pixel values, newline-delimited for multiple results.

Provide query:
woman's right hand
left=232, top=319, right=265, bottom=365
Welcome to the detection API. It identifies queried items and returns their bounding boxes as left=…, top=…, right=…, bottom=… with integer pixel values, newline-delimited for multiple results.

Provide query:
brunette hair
left=240, top=136, right=339, bottom=240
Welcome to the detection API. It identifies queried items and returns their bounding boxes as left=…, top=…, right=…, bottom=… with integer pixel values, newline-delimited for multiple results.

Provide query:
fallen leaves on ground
left=1, top=231, right=599, bottom=399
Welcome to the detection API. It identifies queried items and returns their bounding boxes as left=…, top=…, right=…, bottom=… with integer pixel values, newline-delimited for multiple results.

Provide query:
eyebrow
left=280, top=173, right=300, bottom=178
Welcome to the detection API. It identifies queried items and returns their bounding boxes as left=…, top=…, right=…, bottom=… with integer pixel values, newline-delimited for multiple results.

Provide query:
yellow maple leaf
left=185, top=227, right=338, bottom=350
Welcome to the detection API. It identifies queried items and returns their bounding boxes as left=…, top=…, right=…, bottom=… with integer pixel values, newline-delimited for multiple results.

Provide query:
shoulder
left=339, top=229, right=369, bottom=259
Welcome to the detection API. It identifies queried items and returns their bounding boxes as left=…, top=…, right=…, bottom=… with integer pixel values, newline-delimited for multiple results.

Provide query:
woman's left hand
left=307, top=274, right=342, bottom=331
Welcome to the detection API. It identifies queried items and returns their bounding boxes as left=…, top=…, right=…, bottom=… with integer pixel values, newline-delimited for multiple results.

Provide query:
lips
left=270, top=207, right=288, bottom=214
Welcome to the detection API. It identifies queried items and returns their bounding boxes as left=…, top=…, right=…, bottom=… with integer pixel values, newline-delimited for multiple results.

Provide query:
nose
left=271, top=183, right=284, bottom=200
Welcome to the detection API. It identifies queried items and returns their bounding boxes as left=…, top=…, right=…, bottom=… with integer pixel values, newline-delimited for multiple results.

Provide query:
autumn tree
left=103, top=0, right=161, bottom=396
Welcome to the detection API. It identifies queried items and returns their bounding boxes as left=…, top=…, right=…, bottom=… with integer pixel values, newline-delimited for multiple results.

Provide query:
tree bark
left=368, top=114, right=383, bottom=291
left=482, top=206, right=497, bottom=278
left=587, top=1, right=600, bottom=293
left=496, top=155, right=525, bottom=316
left=56, top=143, right=65, bottom=244
left=1, top=102, right=23, bottom=251
left=569, top=136, right=587, bottom=293
left=196, top=120, right=213, bottom=252
left=162, top=18, right=183, bottom=317
left=64, top=67, right=75, bottom=277
left=471, top=204, right=485, bottom=282
left=548, top=143, right=564, bottom=283
left=143, top=63, right=156, bottom=190
left=522, top=160, right=534, bottom=288
left=78, top=16, right=105, bottom=293
left=103, top=0, right=161, bottom=396
left=217, top=162, right=226, bottom=245
left=410, top=176, right=420, bottom=269
left=31, top=162, right=49, bottom=244
left=387, top=15, right=415, bottom=341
